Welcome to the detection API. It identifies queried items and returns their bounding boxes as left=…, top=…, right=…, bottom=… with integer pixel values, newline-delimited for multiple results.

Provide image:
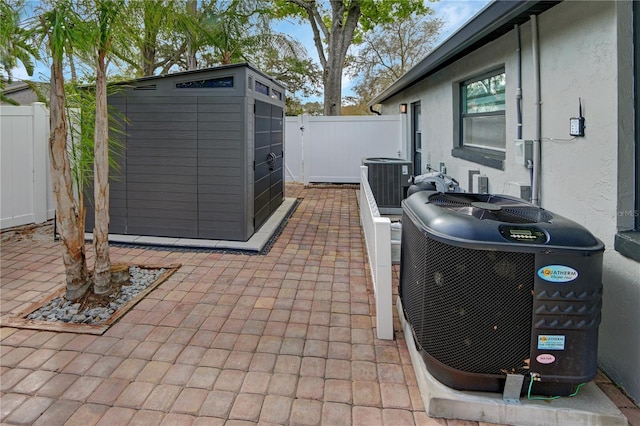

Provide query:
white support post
left=374, top=219, right=393, bottom=340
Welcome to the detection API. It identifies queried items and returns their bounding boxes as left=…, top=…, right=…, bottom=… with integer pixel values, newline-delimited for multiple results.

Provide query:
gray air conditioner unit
left=363, top=157, right=412, bottom=214
left=400, top=191, right=604, bottom=397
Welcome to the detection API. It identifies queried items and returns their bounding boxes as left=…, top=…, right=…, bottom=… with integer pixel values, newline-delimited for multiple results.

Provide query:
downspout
left=516, top=24, right=534, bottom=197
left=369, top=105, right=382, bottom=115
left=531, top=14, right=542, bottom=206
left=516, top=24, right=523, bottom=140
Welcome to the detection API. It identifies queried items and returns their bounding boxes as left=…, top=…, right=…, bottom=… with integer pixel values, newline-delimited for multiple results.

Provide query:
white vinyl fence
left=285, top=115, right=402, bottom=184
left=359, top=165, right=393, bottom=340
left=1, top=103, right=55, bottom=229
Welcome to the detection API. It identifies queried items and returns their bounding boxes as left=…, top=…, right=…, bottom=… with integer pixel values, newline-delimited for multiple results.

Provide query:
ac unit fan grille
left=429, top=193, right=553, bottom=224
left=401, top=215, right=534, bottom=375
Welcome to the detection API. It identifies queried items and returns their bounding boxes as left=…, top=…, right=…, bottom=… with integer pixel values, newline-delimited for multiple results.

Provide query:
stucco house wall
left=379, top=1, right=639, bottom=402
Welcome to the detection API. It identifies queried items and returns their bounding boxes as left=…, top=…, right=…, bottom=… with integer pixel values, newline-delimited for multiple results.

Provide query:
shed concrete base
left=84, top=197, right=297, bottom=253
left=396, top=296, right=628, bottom=426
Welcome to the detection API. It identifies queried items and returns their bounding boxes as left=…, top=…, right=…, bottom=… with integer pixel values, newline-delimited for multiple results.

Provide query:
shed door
left=254, top=100, right=284, bottom=230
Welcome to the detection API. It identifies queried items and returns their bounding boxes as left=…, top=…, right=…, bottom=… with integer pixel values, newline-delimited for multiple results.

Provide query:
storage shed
left=85, top=63, right=285, bottom=241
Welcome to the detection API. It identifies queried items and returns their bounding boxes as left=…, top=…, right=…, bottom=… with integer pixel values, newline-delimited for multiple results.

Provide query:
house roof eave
left=367, top=0, right=562, bottom=107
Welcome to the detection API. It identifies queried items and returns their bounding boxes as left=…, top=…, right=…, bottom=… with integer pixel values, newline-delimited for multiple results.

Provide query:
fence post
left=32, top=102, right=48, bottom=224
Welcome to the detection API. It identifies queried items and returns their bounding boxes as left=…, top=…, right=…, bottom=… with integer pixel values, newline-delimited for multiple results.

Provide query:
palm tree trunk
left=93, top=53, right=111, bottom=295
left=49, top=58, right=90, bottom=301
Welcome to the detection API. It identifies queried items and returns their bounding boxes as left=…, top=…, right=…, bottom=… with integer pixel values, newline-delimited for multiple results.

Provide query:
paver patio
left=1, top=184, right=637, bottom=425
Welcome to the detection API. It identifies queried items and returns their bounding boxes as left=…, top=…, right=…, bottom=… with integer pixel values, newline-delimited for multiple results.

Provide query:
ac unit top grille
left=429, top=193, right=553, bottom=224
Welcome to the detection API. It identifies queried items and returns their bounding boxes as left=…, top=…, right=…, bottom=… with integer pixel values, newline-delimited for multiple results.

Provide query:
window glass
left=255, top=81, right=269, bottom=95
left=461, top=70, right=506, bottom=152
left=176, top=76, right=234, bottom=89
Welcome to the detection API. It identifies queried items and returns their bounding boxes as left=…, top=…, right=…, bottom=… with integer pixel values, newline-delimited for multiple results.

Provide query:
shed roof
left=368, top=0, right=561, bottom=107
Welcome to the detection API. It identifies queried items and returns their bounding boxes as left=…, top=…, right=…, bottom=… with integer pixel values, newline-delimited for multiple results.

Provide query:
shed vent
left=134, top=84, right=157, bottom=91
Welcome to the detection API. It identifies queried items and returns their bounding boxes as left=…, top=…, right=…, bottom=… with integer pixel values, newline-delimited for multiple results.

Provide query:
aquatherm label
left=537, top=265, right=578, bottom=283
left=538, top=335, right=565, bottom=351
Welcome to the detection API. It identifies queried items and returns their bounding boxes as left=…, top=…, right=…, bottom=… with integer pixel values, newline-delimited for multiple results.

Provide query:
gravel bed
left=26, top=266, right=165, bottom=325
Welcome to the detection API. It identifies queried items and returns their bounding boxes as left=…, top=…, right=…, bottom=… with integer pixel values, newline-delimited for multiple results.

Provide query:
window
left=175, top=76, right=234, bottom=89
left=461, top=69, right=506, bottom=151
left=614, top=1, right=640, bottom=261
left=453, top=68, right=506, bottom=169
left=255, top=80, right=269, bottom=96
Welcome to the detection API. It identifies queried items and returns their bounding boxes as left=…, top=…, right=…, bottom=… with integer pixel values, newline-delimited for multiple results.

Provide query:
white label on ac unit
left=402, top=165, right=408, bottom=175
left=538, top=335, right=565, bottom=350
left=537, top=265, right=578, bottom=283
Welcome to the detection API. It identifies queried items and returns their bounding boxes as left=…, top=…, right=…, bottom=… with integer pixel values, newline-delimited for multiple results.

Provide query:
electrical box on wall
left=570, top=97, right=586, bottom=137
left=473, top=174, right=489, bottom=193
left=514, top=139, right=533, bottom=166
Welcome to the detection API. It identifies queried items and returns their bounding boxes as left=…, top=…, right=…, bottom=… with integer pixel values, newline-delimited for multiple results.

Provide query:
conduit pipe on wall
left=531, top=14, right=542, bottom=206
left=516, top=24, right=523, bottom=140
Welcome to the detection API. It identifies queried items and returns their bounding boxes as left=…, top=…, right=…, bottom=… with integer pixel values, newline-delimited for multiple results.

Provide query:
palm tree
left=39, top=1, right=91, bottom=301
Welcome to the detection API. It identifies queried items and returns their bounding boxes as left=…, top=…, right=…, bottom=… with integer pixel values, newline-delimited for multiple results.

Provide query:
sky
left=11, top=0, right=491, bottom=103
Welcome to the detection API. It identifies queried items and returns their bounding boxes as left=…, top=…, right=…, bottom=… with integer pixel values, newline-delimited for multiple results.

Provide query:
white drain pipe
left=531, top=14, right=541, bottom=206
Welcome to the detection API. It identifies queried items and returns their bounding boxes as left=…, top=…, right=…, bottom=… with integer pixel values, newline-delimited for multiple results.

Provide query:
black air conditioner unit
left=400, top=191, right=604, bottom=396
left=363, top=157, right=411, bottom=214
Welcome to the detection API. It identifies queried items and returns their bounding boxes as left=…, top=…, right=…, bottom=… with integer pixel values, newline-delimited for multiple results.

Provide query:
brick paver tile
left=95, top=406, right=136, bottom=425
left=249, top=352, right=276, bottom=372
left=303, top=339, right=328, bottom=358
left=162, top=363, right=197, bottom=386
left=83, top=336, right=120, bottom=354
left=172, top=387, right=208, bottom=415
left=40, top=332, right=76, bottom=350
left=63, top=334, right=98, bottom=351
left=378, top=363, right=406, bottom=383
left=153, top=343, right=186, bottom=363
left=136, top=360, right=172, bottom=383
left=0, top=393, right=27, bottom=421
left=199, top=348, right=230, bottom=368
left=259, top=395, right=293, bottom=424
left=129, top=341, right=161, bottom=360
left=61, top=352, right=101, bottom=375
left=300, top=356, right=325, bottom=377
left=382, top=408, right=415, bottom=425
left=4, top=396, right=54, bottom=424
left=280, top=337, right=305, bottom=355
left=37, top=373, right=78, bottom=398
left=352, top=381, right=382, bottom=407
left=257, top=335, right=282, bottom=353
left=143, top=384, right=183, bottom=411
left=1, top=347, right=36, bottom=367
left=85, top=355, right=124, bottom=378
left=87, top=378, right=130, bottom=405
left=229, top=393, right=264, bottom=421
left=352, top=344, right=376, bottom=361
left=353, top=406, right=383, bottom=426
left=325, top=379, right=352, bottom=403
left=224, top=351, right=253, bottom=371
left=352, top=360, right=378, bottom=381
left=240, top=371, right=271, bottom=394
left=192, top=416, right=225, bottom=426
left=290, top=399, right=322, bottom=426
left=296, top=376, right=324, bottom=400
left=267, top=373, right=298, bottom=397
left=129, top=409, right=165, bottom=425
left=186, top=366, right=220, bottom=389
left=160, top=413, right=195, bottom=425
left=409, top=385, right=425, bottom=411
left=20, top=331, right=56, bottom=347
left=17, top=348, right=57, bottom=369
left=106, top=338, right=143, bottom=358
left=176, top=346, right=207, bottom=365
left=274, top=355, right=301, bottom=375
left=12, top=370, right=57, bottom=394
left=32, top=399, right=81, bottom=426
left=114, top=381, right=155, bottom=409
left=325, top=358, right=351, bottom=380
left=199, top=390, right=235, bottom=417
left=39, top=350, right=78, bottom=372
left=328, top=341, right=352, bottom=359
left=0, top=368, right=31, bottom=392
left=213, top=369, right=245, bottom=392
left=110, top=358, right=147, bottom=380
left=380, top=382, right=412, bottom=409
left=60, top=375, right=103, bottom=401
left=322, top=402, right=351, bottom=425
